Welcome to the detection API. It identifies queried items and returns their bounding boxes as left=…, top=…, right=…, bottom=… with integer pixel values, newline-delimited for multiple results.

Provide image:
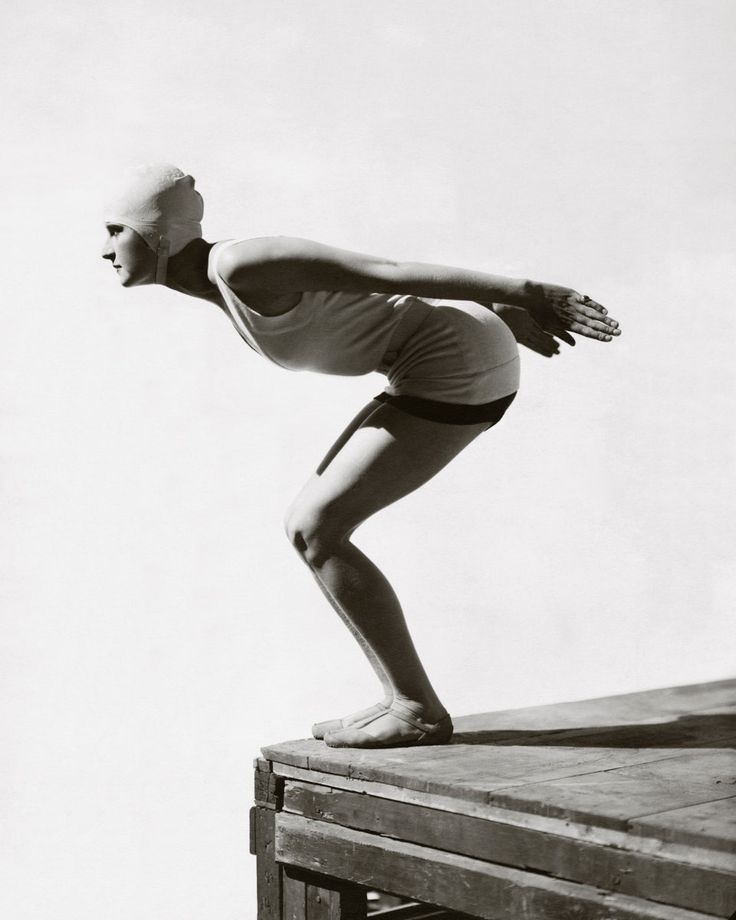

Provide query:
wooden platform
left=251, top=679, right=736, bottom=919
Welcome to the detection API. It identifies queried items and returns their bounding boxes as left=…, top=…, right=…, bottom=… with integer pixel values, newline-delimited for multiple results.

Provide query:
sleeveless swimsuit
left=208, top=239, right=520, bottom=426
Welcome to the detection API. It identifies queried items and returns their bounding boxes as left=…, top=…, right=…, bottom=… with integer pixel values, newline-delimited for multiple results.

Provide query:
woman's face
left=101, top=224, right=156, bottom=286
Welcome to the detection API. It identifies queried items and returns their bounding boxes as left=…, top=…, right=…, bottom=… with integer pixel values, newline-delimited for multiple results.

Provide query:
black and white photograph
left=2, top=1, right=734, bottom=917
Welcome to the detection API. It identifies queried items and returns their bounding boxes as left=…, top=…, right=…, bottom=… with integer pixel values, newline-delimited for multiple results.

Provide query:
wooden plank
left=262, top=679, right=736, bottom=772
left=629, top=796, right=736, bottom=852
left=487, top=750, right=736, bottom=830
left=283, top=868, right=307, bottom=920
left=275, top=813, right=721, bottom=920
left=282, top=781, right=735, bottom=916
left=453, top=681, right=736, bottom=738
left=261, top=741, right=716, bottom=807
left=261, top=689, right=736, bottom=806
left=255, top=805, right=283, bottom=920
left=305, top=880, right=366, bottom=920
left=271, top=760, right=735, bottom=873
left=256, top=769, right=285, bottom=809
left=305, top=884, right=328, bottom=920
left=282, top=867, right=367, bottom=920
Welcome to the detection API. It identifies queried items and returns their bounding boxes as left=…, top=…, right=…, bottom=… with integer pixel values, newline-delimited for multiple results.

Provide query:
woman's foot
left=312, top=700, right=391, bottom=740
left=323, top=699, right=453, bottom=749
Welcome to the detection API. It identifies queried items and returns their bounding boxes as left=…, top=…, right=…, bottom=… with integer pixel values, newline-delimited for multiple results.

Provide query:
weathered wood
left=282, top=780, right=735, bottom=916
left=262, top=678, right=736, bottom=777
left=255, top=805, right=283, bottom=920
left=275, top=812, right=720, bottom=920
left=270, top=761, right=734, bottom=873
left=282, top=869, right=307, bottom=920
left=255, top=681, right=736, bottom=918
left=451, top=681, right=736, bottom=738
left=282, top=866, right=367, bottom=920
left=305, top=879, right=366, bottom=920
left=262, top=740, right=727, bottom=805
left=256, top=769, right=285, bottom=809
left=250, top=806, right=258, bottom=856
left=486, top=750, right=736, bottom=829
left=629, top=795, right=736, bottom=852
left=304, top=884, right=329, bottom=920
left=261, top=680, right=736, bottom=807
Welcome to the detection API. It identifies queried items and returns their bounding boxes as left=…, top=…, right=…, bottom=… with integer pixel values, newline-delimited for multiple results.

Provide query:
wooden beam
left=281, top=781, right=734, bottom=917
left=270, top=761, right=733, bottom=875
left=275, top=812, right=723, bottom=920
left=254, top=805, right=283, bottom=920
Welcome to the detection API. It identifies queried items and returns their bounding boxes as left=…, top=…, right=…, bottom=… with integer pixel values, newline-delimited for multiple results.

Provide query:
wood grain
left=257, top=681, right=736, bottom=918
left=255, top=805, right=283, bottom=920
left=261, top=679, right=736, bottom=807
left=486, top=750, right=736, bottom=829
left=275, top=812, right=722, bottom=920
left=282, top=780, right=735, bottom=916
left=629, top=795, right=736, bottom=851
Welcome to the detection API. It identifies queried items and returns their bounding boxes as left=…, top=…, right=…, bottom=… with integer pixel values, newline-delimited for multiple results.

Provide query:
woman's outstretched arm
left=218, top=236, right=621, bottom=342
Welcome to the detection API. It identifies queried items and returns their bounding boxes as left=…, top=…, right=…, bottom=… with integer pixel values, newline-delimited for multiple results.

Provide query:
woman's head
left=101, top=163, right=204, bottom=285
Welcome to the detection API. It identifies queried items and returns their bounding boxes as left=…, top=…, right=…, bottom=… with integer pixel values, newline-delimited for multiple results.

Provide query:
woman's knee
left=283, top=503, right=348, bottom=567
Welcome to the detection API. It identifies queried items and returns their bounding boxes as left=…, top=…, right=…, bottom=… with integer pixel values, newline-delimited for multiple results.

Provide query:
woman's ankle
left=392, top=694, right=447, bottom=722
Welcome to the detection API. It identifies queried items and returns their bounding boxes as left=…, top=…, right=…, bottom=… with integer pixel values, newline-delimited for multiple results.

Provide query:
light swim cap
left=103, top=163, right=204, bottom=284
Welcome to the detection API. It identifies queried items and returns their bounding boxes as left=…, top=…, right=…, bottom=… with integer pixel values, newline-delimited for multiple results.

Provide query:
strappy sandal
left=323, top=701, right=454, bottom=749
left=312, top=702, right=390, bottom=740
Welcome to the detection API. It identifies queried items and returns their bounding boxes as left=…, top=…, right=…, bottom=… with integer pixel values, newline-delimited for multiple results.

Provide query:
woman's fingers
left=529, top=286, right=622, bottom=343
left=568, top=320, right=618, bottom=341
left=527, top=318, right=560, bottom=356
left=571, top=294, right=621, bottom=331
left=575, top=292, right=607, bottom=314
left=573, top=316, right=621, bottom=335
left=549, top=326, right=576, bottom=346
left=564, top=301, right=621, bottom=338
left=523, top=331, right=559, bottom=357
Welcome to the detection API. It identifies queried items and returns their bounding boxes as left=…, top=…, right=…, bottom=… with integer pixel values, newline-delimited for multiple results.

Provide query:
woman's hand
left=523, top=283, right=621, bottom=342
left=492, top=304, right=568, bottom=357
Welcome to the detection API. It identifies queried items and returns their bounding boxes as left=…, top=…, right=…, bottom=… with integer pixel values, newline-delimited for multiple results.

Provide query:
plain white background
left=2, top=1, right=734, bottom=917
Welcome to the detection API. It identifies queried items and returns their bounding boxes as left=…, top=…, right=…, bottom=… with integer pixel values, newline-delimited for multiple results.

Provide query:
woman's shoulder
left=216, top=236, right=318, bottom=284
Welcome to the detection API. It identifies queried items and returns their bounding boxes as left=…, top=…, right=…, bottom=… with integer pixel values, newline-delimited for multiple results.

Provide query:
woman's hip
left=381, top=300, right=520, bottom=405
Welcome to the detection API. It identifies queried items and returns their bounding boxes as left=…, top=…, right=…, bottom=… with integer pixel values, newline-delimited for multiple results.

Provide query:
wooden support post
left=252, top=761, right=367, bottom=920
left=253, top=759, right=284, bottom=919
left=253, top=805, right=283, bottom=919
left=283, top=867, right=367, bottom=920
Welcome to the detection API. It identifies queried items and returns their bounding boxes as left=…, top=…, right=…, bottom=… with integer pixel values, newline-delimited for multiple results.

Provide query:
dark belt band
left=373, top=390, right=517, bottom=426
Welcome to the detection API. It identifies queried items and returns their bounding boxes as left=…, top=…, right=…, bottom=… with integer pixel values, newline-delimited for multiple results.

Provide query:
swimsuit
left=208, top=239, right=520, bottom=426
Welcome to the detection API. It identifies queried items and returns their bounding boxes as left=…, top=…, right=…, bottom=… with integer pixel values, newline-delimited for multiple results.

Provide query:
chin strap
left=155, top=236, right=171, bottom=284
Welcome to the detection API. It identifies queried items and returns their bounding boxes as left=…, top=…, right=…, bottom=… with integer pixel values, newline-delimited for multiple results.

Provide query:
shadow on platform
left=451, top=712, right=736, bottom=748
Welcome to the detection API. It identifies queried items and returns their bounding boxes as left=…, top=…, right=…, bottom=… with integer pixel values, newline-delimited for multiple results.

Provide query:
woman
left=101, top=163, right=621, bottom=749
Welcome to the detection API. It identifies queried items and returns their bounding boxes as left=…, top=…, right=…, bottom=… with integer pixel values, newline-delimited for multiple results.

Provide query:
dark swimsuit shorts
left=372, top=390, right=517, bottom=427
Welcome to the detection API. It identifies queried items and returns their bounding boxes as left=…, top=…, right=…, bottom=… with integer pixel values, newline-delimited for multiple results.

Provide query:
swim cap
left=103, top=163, right=204, bottom=283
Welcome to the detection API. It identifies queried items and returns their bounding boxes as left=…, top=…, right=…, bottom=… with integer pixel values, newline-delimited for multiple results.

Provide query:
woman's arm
left=219, top=236, right=527, bottom=303
left=218, top=237, right=621, bottom=341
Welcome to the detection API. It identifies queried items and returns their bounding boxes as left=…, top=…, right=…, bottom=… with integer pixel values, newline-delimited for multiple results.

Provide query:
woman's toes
left=312, top=701, right=391, bottom=740
left=323, top=725, right=379, bottom=748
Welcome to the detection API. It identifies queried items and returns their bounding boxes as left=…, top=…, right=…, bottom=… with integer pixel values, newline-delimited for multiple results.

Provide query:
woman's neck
left=164, top=238, right=219, bottom=302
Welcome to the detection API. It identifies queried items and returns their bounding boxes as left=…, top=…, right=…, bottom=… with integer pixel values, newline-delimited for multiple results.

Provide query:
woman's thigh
left=285, top=399, right=490, bottom=540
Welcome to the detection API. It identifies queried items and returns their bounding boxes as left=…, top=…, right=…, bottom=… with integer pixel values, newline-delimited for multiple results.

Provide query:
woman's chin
left=119, top=271, right=153, bottom=287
